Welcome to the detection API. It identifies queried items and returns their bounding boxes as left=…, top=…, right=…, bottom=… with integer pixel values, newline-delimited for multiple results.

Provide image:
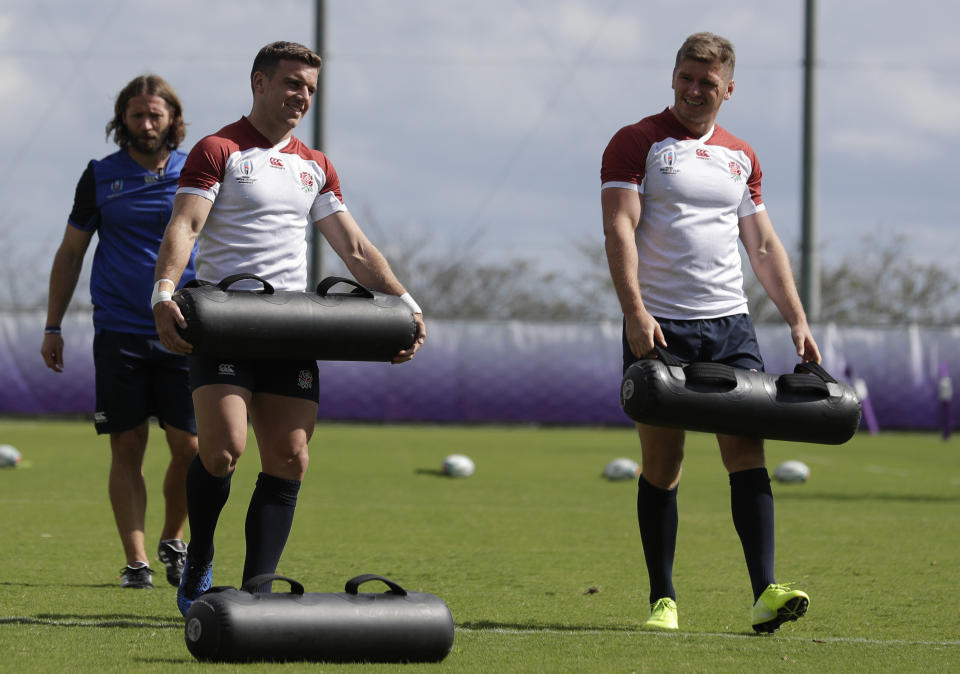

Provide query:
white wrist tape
left=151, top=279, right=174, bottom=307
left=399, top=292, right=422, bottom=315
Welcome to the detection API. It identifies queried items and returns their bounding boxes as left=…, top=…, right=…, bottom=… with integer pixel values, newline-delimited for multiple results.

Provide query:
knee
left=262, top=443, right=310, bottom=481
left=718, top=435, right=765, bottom=473
left=110, top=429, right=148, bottom=465
left=638, top=427, right=684, bottom=489
left=167, top=431, right=199, bottom=462
left=200, top=450, right=239, bottom=477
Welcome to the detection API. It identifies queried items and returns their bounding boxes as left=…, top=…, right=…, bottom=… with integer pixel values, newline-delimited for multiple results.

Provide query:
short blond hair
left=674, top=32, right=735, bottom=78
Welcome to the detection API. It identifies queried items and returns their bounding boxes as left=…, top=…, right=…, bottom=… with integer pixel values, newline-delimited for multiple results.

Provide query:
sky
left=1, top=0, right=958, bottom=310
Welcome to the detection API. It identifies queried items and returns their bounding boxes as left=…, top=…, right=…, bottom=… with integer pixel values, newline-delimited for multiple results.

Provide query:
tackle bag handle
left=652, top=346, right=737, bottom=386
left=316, top=276, right=375, bottom=299
left=652, top=345, right=684, bottom=367
left=216, top=273, right=275, bottom=294
left=240, top=574, right=305, bottom=594
left=793, top=360, right=838, bottom=383
left=777, top=360, right=837, bottom=395
left=344, top=573, right=408, bottom=596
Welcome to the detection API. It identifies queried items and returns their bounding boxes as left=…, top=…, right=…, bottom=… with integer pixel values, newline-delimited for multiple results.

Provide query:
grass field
left=0, top=418, right=958, bottom=672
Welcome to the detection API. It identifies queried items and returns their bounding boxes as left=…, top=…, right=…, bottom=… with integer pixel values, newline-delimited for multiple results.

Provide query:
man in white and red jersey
left=152, top=41, right=426, bottom=617
left=601, top=32, right=820, bottom=634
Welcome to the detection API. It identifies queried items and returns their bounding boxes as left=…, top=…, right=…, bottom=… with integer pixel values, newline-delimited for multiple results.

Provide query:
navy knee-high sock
left=730, top=467, right=776, bottom=601
left=185, top=455, right=233, bottom=564
left=637, top=475, right=678, bottom=604
left=242, top=472, right=301, bottom=592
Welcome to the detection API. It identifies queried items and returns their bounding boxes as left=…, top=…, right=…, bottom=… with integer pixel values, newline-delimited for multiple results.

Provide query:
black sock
left=242, top=472, right=301, bottom=592
left=637, top=475, right=678, bottom=604
left=185, top=455, right=233, bottom=564
left=730, top=467, right=776, bottom=601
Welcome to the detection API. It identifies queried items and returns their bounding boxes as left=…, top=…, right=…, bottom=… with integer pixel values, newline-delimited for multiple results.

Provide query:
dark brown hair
left=250, top=41, right=322, bottom=91
left=105, top=74, right=186, bottom=150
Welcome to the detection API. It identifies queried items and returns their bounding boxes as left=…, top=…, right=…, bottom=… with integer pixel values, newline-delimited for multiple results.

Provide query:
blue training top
left=68, top=149, right=196, bottom=334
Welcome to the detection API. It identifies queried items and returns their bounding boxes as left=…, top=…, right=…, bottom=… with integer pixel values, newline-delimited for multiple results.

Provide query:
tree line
left=4, top=226, right=957, bottom=326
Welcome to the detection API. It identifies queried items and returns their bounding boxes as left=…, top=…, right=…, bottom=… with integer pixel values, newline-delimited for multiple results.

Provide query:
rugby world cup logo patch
left=658, top=149, right=679, bottom=175
left=235, top=158, right=256, bottom=184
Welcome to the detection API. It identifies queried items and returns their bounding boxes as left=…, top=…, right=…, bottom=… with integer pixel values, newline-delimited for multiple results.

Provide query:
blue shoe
left=177, top=557, right=213, bottom=617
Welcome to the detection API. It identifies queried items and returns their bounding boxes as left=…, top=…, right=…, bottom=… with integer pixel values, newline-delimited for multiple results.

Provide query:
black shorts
left=93, top=330, right=197, bottom=435
left=188, top=354, right=320, bottom=403
left=622, top=313, right=765, bottom=373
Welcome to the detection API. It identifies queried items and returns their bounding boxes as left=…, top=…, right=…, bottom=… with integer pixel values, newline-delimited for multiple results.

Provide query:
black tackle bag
left=184, top=573, right=455, bottom=663
left=173, top=274, right=416, bottom=361
left=620, top=348, right=861, bottom=444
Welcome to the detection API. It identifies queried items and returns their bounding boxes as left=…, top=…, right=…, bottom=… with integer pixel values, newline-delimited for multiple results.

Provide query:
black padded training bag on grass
left=184, top=573, right=455, bottom=663
left=173, top=274, right=416, bottom=361
left=620, top=348, right=861, bottom=444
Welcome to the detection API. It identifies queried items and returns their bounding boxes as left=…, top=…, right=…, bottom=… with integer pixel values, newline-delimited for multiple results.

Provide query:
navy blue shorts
left=188, top=355, right=320, bottom=403
left=93, top=330, right=197, bottom=435
left=622, top=314, right=765, bottom=373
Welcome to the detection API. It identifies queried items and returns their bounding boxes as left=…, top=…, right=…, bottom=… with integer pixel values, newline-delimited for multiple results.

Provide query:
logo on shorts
left=218, top=363, right=236, bottom=376
left=728, top=161, right=743, bottom=182
left=298, top=172, right=315, bottom=193
left=94, top=411, right=108, bottom=423
left=297, top=369, right=314, bottom=390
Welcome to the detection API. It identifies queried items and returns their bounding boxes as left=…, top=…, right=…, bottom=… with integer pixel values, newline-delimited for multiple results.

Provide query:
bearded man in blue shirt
left=41, top=75, right=199, bottom=590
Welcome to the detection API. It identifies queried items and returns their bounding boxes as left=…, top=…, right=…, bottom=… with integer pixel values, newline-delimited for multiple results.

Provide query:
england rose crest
left=298, top=171, right=315, bottom=193
left=728, top=161, right=743, bottom=182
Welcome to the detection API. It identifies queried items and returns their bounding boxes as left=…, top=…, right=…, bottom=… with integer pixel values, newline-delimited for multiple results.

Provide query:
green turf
left=0, top=419, right=957, bottom=672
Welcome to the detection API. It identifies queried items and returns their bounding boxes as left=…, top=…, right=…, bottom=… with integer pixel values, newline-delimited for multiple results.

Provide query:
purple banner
left=4, top=311, right=958, bottom=431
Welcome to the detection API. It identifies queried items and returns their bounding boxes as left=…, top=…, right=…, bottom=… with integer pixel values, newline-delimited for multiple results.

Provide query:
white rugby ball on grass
left=603, top=457, right=640, bottom=481
left=773, top=460, right=810, bottom=484
left=0, top=444, right=22, bottom=468
left=442, top=454, right=475, bottom=478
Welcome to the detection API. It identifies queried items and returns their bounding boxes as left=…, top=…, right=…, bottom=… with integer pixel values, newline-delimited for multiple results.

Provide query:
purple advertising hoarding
left=3, top=311, right=958, bottom=431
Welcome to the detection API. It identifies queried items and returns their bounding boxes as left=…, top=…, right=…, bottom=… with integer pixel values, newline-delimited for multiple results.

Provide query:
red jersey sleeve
left=179, top=135, right=236, bottom=191
left=601, top=124, right=652, bottom=187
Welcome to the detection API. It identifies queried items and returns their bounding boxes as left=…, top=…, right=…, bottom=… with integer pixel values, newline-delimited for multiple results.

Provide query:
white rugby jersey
left=601, top=108, right=765, bottom=320
left=178, top=117, right=347, bottom=291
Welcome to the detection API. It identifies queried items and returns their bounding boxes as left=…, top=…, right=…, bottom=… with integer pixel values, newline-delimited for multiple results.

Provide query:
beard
left=128, top=131, right=168, bottom=155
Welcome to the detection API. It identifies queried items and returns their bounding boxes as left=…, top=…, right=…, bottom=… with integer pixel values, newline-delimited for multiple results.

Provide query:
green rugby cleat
left=752, top=583, right=809, bottom=634
left=642, top=597, right=678, bottom=631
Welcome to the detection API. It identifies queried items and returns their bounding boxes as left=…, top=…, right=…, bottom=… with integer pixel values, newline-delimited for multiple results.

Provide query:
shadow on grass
left=775, top=491, right=959, bottom=503
left=459, top=620, right=636, bottom=633
left=0, top=581, right=126, bottom=589
left=0, top=613, right=182, bottom=629
left=414, top=468, right=449, bottom=477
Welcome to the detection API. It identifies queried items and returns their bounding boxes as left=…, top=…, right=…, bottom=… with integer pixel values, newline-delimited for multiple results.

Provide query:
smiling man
left=152, top=41, right=426, bottom=616
left=600, top=33, right=819, bottom=634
